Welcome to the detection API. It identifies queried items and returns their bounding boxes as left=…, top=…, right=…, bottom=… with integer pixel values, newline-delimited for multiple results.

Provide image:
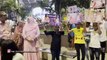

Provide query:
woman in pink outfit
left=22, top=17, right=40, bottom=60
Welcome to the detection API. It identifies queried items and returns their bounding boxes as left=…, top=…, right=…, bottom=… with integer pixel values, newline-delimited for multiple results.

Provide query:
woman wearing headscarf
left=22, top=16, right=40, bottom=60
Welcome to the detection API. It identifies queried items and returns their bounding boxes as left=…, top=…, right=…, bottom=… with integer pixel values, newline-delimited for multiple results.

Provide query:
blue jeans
left=85, top=39, right=90, bottom=60
left=89, top=47, right=100, bottom=60
left=100, top=41, right=106, bottom=60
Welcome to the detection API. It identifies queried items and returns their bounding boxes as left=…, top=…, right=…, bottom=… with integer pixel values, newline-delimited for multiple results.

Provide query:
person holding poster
left=89, top=23, right=101, bottom=60
left=68, top=22, right=86, bottom=60
left=44, top=26, right=64, bottom=60
left=99, top=18, right=107, bottom=60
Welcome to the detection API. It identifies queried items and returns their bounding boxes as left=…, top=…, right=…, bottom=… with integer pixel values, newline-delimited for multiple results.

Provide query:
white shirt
left=84, top=28, right=91, bottom=40
left=12, top=53, right=24, bottom=60
left=99, top=20, right=107, bottom=42
left=89, top=31, right=101, bottom=48
left=95, top=13, right=102, bottom=22
left=0, top=21, right=11, bottom=39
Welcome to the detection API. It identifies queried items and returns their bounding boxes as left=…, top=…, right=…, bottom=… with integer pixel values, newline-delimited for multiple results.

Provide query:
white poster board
left=67, top=5, right=78, bottom=13
left=67, top=13, right=78, bottom=24
left=84, top=9, right=104, bottom=22
left=67, top=6, right=83, bottom=24
left=90, top=0, right=104, bottom=8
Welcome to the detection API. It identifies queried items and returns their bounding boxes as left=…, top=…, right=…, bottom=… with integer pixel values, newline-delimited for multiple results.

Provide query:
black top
left=44, top=31, right=64, bottom=50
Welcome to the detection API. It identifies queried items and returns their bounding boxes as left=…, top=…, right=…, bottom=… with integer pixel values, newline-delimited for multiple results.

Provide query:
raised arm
left=65, top=23, right=73, bottom=33
left=82, top=22, right=87, bottom=33
left=59, top=23, right=64, bottom=31
left=60, top=31, right=64, bottom=35
left=98, top=23, right=102, bottom=35
left=43, top=26, right=53, bottom=35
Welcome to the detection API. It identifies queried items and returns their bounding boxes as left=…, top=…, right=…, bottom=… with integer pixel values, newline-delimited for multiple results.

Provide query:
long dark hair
left=1, top=40, right=18, bottom=60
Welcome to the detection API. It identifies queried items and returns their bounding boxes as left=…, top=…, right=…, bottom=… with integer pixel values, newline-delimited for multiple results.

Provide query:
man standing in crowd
left=0, top=11, right=12, bottom=60
left=0, top=11, right=11, bottom=40
left=44, top=26, right=64, bottom=60
left=99, top=18, right=107, bottom=60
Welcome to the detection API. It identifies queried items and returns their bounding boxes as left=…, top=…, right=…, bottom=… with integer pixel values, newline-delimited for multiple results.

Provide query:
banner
left=84, top=9, right=104, bottom=22
left=67, top=13, right=77, bottom=24
left=90, top=0, right=105, bottom=8
left=67, top=6, right=83, bottom=24
left=43, top=14, right=60, bottom=26
left=67, top=5, right=78, bottom=13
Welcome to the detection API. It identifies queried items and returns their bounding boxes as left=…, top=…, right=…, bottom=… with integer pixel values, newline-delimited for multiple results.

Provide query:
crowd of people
left=0, top=11, right=40, bottom=60
left=0, top=10, right=107, bottom=60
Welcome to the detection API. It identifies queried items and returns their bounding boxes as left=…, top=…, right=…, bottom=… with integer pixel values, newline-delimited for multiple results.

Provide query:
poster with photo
left=84, top=9, right=94, bottom=22
left=42, top=14, right=60, bottom=26
left=84, top=9, right=105, bottom=22
left=67, top=5, right=78, bottom=13
left=40, top=14, right=58, bottom=33
left=47, top=14, right=57, bottom=26
left=67, top=6, right=83, bottom=24
left=67, top=13, right=78, bottom=24
left=90, top=0, right=105, bottom=8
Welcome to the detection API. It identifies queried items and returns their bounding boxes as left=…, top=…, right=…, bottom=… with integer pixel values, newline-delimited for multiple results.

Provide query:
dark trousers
left=75, top=44, right=85, bottom=60
left=100, top=41, right=106, bottom=60
left=51, top=49, right=60, bottom=60
left=85, top=39, right=90, bottom=60
left=89, top=47, right=100, bottom=60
